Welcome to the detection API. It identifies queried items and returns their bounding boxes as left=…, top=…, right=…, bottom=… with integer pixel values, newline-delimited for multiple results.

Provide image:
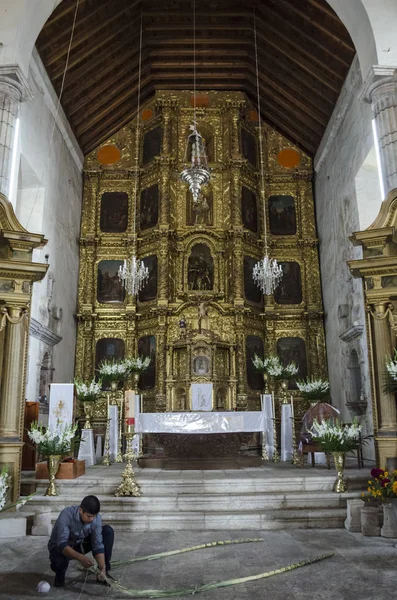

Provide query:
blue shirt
left=48, top=505, right=104, bottom=556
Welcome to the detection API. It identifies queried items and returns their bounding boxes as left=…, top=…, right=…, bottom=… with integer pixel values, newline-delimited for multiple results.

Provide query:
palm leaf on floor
left=111, top=538, right=264, bottom=566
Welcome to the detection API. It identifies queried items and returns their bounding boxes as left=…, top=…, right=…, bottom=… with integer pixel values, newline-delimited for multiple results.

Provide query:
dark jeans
left=49, top=525, right=114, bottom=576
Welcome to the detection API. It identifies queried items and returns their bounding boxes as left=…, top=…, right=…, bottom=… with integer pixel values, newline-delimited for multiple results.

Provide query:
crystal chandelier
left=118, top=15, right=149, bottom=297
left=180, top=0, right=210, bottom=202
left=181, top=124, right=210, bottom=203
left=252, top=13, right=283, bottom=295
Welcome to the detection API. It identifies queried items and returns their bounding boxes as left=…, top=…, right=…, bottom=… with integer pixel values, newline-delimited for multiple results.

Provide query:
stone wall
left=13, top=50, right=83, bottom=407
left=314, top=56, right=378, bottom=457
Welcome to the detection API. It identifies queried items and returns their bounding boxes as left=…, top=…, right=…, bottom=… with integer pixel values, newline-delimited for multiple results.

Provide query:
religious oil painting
left=246, top=335, right=265, bottom=390
left=186, top=189, right=213, bottom=226
left=97, top=260, right=125, bottom=303
left=138, top=255, right=157, bottom=302
left=268, top=195, right=297, bottom=236
left=244, top=256, right=262, bottom=304
left=142, top=125, right=162, bottom=165
left=241, top=186, right=258, bottom=232
left=100, top=191, right=128, bottom=233
left=277, top=337, right=307, bottom=389
left=241, top=128, right=257, bottom=168
left=95, top=338, right=125, bottom=370
left=273, top=261, right=302, bottom=305
left=138, top=335, right=156, bottom=390
left=188, top=243, right=214, bottom=291
left=193, top=355, right=211, bottom=376
left=140, top=184, right=159, bottom=230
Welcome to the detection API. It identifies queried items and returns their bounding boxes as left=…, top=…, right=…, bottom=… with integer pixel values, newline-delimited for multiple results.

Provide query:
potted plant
left=74, top=378, right=102, bottom=428
left=27, top=422, right=78, bottom=496
left=365, top=467, right=397, bottom=537
left=310, top=418, right=363, bottom=493
left=98, top=358, right=130, bottom=392
left=296, top=377, right=330, bottom=405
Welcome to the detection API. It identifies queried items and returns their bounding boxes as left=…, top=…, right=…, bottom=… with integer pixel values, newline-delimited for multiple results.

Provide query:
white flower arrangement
left=98, top=359, right=129, bottom=382
left=252, top=354, right=298, bottom=380
left=385, top=350, right=397, bottom=393
left=310, top=419, right=362, bottom=452
left=124, top=356, right=151, bottom=373
left=0, top=466, right=35, bottom=513
left=296, top=377, right=330, bottom=401
left=28, top=422, right=78, bottom=457
left=75, top=378, right=102, bottom=401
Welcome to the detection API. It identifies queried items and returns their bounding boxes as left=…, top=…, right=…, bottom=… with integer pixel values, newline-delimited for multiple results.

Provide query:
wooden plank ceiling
left=36, top=0, right=355, bottom=156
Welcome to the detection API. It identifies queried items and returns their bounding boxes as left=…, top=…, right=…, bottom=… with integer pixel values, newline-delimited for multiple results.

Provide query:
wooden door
left=22, top=402, right=39, bottom=470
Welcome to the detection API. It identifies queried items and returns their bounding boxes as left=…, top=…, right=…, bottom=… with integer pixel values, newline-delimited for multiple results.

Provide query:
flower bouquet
left=74, top=378, right=102, bottom=402
left=28, top=422, right=78, bottom=458
left=296, top=377, right=329, bottom=402
left=98, top=358, right=130, bottom=382
left=124, top=356, right=151, bottom=373
left=252, top=354, right=298, bottom=379
left=366, top=468, right=397, bottom=501
left=310, top=419, right=362, bottom=453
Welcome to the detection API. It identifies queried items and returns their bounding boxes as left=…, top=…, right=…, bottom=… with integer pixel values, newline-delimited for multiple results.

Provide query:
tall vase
left=45, top=454, right=62, bottom=496
left=83, top=401, right=94, bottom=429
left=332, top=451, right=347, bottom=493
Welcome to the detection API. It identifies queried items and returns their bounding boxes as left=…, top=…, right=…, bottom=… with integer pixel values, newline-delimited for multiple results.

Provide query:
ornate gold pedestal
left=114, top=428, right=141, bottom=497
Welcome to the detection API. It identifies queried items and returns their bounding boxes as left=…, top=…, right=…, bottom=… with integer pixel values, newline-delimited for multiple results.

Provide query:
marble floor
left=0, top=528, right=395, bottom=600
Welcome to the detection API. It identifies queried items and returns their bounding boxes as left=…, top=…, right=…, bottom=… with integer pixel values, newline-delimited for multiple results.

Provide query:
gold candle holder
left=280, top=380, right=289, bottom=404
left=272, top=393, right=280, bottom=462
left=115, top=397, right=124, bottom=463
left=102, top=417, right=112, bottom=466
left=114, top=424, right=141, bottom=497
left=45, top=454, right=62, bottom=496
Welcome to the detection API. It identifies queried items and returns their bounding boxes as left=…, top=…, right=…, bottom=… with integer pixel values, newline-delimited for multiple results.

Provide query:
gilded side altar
left=76, top=90, right=326, bottom=417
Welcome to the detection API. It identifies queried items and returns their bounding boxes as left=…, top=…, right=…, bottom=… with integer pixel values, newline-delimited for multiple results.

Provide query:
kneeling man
left=48, top=495, right=114, bottom=588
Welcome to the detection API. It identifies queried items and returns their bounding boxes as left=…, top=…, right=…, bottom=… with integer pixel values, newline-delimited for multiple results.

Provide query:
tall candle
left=290, top=396, right=294, bottom=419
left=107, top=393, right=110, bottom=419
left=271, top=392, right=275, bottom=420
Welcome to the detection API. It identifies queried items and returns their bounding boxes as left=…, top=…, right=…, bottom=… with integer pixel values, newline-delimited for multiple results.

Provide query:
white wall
left=314, top=56, right=375, bottom=458
left=14, top=49, right=83, bottom=403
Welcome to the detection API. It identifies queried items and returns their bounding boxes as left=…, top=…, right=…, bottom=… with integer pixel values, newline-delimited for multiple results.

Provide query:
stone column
left=368, top=301, right=397, bottom=432
left=0, top=67, right=30, bottom=198
left=0, top=305, right=28, bottom=438
left=363, top=67, right=397, bottom=196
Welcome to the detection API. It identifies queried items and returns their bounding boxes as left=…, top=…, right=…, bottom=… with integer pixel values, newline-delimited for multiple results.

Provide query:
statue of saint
left=198, top=302, right=209, bottom=332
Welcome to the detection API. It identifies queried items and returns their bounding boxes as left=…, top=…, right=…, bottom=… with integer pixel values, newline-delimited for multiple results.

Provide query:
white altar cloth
left=138, top=411, right=264, bottom=434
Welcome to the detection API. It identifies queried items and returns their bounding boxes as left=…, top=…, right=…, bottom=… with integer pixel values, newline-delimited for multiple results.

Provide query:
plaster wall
left=314, top=56, right=375, bottom=458
left=13, top=50, right=83, bottom=403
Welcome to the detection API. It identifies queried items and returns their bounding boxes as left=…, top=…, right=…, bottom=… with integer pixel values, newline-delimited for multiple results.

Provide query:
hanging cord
left=132, top=7, right=143, bottom=242
left=193, top=0, right=197, bottom=129
left=26, top=0, right=80, bottom=230
left=253, top=8, right=268, bottom=254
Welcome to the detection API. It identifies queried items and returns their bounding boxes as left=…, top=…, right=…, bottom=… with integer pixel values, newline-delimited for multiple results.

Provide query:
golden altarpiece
left=75, top=90, right=326, bottom=434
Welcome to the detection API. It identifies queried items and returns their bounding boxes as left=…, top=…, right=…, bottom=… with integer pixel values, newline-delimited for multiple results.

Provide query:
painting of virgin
left=268, top=195, right=296, bottom=235
left=140, top=184, right=159, bottom=230
left=273, top=262, right=302, bottom=305
left=97, top=260, right=125, bottom=303
left=244, top=256, right=262, bottom=304
left=100, top=192, right=128, bottom=233
left=241, top=186, right=258, bottom=232
left=138, top=255, right=157, bottom=302
left=143, top=125, right=162, bottom=165
left=188, top=244, right=214, bottom=291
left=241, top=128, right=257, bottom=168
left=277, top=337, right=307, bottom=389
left=246, top=335, right=264, bottom=390
left=186, top=189, right=213, bottom=226
left=138, top=335, right=156, bottom=390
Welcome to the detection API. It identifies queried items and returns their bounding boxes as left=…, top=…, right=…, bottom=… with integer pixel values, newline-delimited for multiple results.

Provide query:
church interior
left=1, top=0, right=397, bottom=597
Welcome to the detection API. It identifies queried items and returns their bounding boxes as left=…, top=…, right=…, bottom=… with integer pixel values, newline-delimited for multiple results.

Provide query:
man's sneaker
left=54, top=572, right=65, bottom=588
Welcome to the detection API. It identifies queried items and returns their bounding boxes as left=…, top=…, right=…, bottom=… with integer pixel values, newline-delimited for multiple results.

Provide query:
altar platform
left=21, top=461, right=370, bottom=532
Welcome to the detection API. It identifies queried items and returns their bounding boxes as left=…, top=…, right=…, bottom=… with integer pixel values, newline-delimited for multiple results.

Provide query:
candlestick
left=102, top=417, right=111, bottom=466
left=115, top=397, right=124, bottom=463
left=272, top=392, right=280, bottom=462
left=114, top=425, right=141, bottom=497
left=290, top=396, right=300, bottom=466
left=261, top=429, right=269, bottom=461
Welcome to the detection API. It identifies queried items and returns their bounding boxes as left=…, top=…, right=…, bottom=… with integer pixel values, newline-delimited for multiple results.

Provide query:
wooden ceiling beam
left=271, top=0, right=354, bottom=53
left=48, top=19, right=138, bottom=80
left=39, top=0, right=120, bottom=54
left=256, top=11, right=344, bottom=87
left=42, top=0, right=89, bottom=27
left=263, top=0, right=353, bottom=68
left=44, top=1, right=138, bottom=67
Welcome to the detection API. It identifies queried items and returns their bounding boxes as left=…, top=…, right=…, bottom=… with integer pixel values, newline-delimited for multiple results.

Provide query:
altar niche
left=186, top=189, right=213, bottom=226
left=188, top=243, right=214, bottom=291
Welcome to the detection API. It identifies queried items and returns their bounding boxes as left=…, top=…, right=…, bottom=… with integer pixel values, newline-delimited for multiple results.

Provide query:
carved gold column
left=0, top=193, right=47, bottom=501
left=155, top=316, right=167, bottom=412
